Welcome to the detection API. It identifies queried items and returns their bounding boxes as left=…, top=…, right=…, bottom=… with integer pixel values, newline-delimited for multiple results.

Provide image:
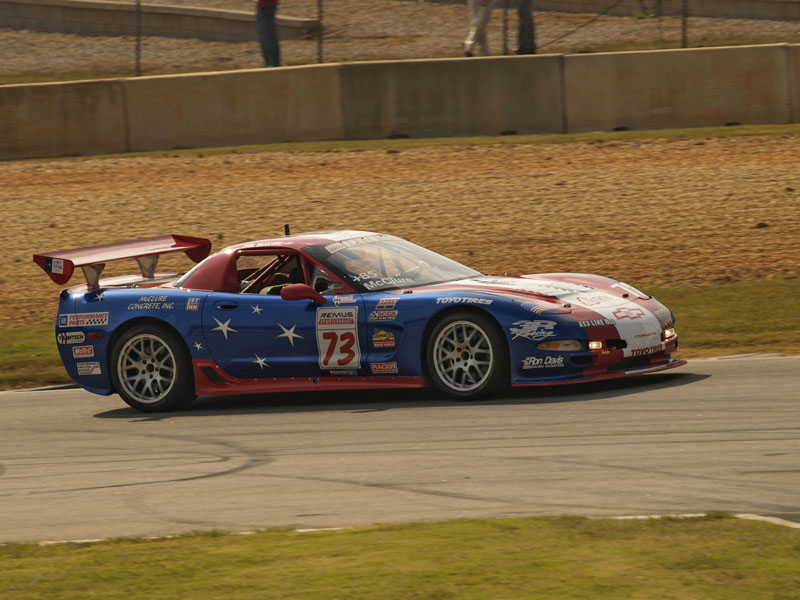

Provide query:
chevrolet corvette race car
left=35, top=230, right=685, bottom=412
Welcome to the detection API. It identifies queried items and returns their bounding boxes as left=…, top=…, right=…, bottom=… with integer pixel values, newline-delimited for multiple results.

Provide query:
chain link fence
left=1, top=0, right=799, bottom=82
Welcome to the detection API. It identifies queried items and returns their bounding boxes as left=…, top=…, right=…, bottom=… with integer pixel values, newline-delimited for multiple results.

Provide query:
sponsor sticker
left=72, top=345, right=94, bottom=358
left=372, top=330, right=396, bottom=349
left=578, top=319, right=616, bottom=328
left=46, top=258, right=64, bottom=274
left=318, top=309, right=357, bottom=327
left=522, top=355, right=565, bottom=369
left=316, top=307, right=360, bottom=370
left=57, top=331, right=86, bottom=345
left=576, top=295, right=606, bottom=306
left=631, top=344, right=664, bottom=357
left=333, top=295, right=357, bottom=305
left=324, top=235, right=389, bottom=254
left=370, top=361, right=398, bottom=375
left=509, top=320, right=557, bottom=341
left=60, top=312, right=109, bottom=327
left=351, top=272, right=379, bottom=282
left=654, top=308, right=671, bottom=321
left=362, top=277, right=413, bottom=291
left=77, top=361, right=101, bottom=376
left=613, top=307, right=646, bottom=320
left=435, top=297, right=493, bottom=305
left=369, top=310, right=398, bottom=322
left=518, top=302, right=550, bottom=315
left=376, top=297, right=399, bottom=310
left=186, top=297, right=201, bottom=311
left=128, top=296, right=174, bottom=311
left=634, top=331, right=659, bottom=339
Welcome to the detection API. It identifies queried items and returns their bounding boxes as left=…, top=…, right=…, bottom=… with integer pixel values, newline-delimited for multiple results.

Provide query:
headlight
left=663, top=328, right=676, bottom=340
left=588, top=340, right=604, bottom=350
left=537, top=339, right=582, bottom=352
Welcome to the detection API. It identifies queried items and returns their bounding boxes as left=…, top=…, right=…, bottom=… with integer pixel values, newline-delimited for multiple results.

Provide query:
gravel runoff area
left=2, top=2, right=799, bottom=329
left=2, top=0, right=800, bottom=80
left=2, top=134, right=799, bottom=328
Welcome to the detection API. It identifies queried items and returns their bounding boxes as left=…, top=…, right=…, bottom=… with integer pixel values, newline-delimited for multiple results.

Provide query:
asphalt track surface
left=1, top=355, right=798, bottom=544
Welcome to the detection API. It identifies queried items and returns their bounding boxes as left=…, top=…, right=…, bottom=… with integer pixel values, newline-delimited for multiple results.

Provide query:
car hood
left=424, top=273, right=649, bottom=306
left=420, top=274, right=671, bottom=356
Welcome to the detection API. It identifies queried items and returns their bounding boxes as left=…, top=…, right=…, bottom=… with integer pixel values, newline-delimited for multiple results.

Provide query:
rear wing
left=33, top=235, right=212, bottom=289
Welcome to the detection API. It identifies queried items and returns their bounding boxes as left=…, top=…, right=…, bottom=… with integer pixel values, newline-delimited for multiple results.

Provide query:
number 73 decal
left=316, top=307, right=361, bottom=370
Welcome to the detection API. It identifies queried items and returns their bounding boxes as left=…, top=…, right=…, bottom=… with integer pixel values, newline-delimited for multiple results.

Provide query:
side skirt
left=192, top=359, right=428, bottom=396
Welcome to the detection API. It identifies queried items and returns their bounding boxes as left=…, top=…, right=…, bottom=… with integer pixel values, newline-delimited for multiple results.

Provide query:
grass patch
left=0, top=326, right=70, bottom=390
left=1, top=515, right=799, bottom=599
left=649, top=278, right=800, bottom=358
left=1, top=278, right=798, bottom=390
left=0, top=67, right=142, bottom=85
left=6, top=123, right=799, bottom=164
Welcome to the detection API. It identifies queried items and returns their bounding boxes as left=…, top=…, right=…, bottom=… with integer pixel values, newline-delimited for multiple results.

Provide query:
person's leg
left=473, top=0, right=495, bottom=56
left=517, top=0, right=535, bottom=54
left=464, top=0, right=480, bottom=56
left=256, top=5, right=280, bottom=67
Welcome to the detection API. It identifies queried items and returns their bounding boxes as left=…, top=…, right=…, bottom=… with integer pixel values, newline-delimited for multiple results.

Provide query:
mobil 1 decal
left=316, top=306, right=361, bottom=370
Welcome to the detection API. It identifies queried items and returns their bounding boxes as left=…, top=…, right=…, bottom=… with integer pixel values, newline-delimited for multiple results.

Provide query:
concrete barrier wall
left=0, top=0, right=318, bottom=42
left=0, top=79, right=127, bottom=158
left=416, top=0, right=800, bottom=20
left=123, top=65, right=344, bottom=151
left=790, top=45, right=800, bottom=123
left=535, top=0, right=800, bottom=20
left=563, top=44, right=794, bottom=132
left=2, top=44, right=799, bottom=160
left=339, top=56, right=564, bottom=139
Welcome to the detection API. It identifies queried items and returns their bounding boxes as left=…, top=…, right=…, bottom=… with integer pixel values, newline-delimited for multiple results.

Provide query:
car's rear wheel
left=110, top=325, right=195, bottom=412
left=426, top=311, right=508, bottom=399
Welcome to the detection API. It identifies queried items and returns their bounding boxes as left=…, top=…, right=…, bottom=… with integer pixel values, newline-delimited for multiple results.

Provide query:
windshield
left=305, top=234, right=481, bottom=291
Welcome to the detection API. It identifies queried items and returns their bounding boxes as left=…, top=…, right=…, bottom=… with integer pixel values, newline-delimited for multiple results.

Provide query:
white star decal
left=211, top=317, right=239, bottom=341
left=253, top=354, right=270, bottom=369
left=95, top=291, right=105, bottom=302
left=276, top=322, right=303, bottom=347
left=194, top=342, right=203, bottom=351
left=251, top=305, right=263, bottom=315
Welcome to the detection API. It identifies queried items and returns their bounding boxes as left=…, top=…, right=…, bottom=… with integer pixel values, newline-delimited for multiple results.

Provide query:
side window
left=311, top=265, right=345, bottom=295
left=237, top=255, right=278, bottom=291
left=238, top=253, right=306, bottom=294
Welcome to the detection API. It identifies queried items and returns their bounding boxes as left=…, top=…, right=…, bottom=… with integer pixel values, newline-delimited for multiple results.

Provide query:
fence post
left=681, top=0, right=688, bottom=48
left=317, top=0, right=323, bottom=63
left=135, top=0, right=142, bottom=75
left=503, top=0, right=509, bottom=55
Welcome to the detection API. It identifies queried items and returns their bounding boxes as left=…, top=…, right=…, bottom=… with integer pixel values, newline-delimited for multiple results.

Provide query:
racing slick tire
left=426, top=311, right=509, bottom=400
left=110, top=324, right=196, bottom=412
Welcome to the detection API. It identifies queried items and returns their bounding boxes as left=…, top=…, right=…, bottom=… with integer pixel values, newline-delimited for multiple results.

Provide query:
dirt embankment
left=2, top=134, right=799, bottom=329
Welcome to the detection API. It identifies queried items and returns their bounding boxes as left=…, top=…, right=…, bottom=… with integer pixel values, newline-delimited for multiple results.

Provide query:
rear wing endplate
left=34, top=235, right=212, bottom=290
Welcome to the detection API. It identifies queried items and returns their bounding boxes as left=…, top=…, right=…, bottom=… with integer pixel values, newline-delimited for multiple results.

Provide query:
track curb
left=21, top=513, right=800, bottom=546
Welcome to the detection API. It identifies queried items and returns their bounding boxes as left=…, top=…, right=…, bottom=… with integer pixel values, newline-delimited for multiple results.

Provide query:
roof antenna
left=284, top=223, right=291, bottom=236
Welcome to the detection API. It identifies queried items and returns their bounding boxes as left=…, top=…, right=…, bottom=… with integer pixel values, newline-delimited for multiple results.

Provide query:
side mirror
left=280, top=283, right=326, bottom=305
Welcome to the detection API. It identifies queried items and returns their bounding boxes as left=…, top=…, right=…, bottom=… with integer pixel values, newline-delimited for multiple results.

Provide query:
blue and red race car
left=35, top=230, right=685, bottom=412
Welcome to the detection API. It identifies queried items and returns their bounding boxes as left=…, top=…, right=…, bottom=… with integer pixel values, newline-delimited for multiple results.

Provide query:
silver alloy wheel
left=432, top=320, right=494, bottom=392
left=116, top=333, right=178, bottom=404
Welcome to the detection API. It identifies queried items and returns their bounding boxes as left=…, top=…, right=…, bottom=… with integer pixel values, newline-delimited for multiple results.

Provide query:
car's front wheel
left=110, top=325, right=196, bottom=412
left=426, top=311, right=508, bottom=399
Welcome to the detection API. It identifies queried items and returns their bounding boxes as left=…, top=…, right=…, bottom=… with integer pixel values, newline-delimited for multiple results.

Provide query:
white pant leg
left=464, top=0, right=495, bottom=56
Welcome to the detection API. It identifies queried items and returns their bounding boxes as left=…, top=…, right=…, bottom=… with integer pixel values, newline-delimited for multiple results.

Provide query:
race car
left=34, top=230, right=685, bottom=412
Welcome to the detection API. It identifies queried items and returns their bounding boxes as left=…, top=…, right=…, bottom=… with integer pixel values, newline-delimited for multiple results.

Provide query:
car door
left=201, top=291, right=322, bottom=378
